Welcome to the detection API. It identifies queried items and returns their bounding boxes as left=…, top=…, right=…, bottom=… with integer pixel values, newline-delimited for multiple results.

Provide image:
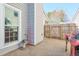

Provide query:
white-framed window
left=4, top=4, right=21, bottom=44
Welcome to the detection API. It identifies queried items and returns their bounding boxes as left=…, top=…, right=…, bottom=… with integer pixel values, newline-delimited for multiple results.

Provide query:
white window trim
left=2, top=4, right=22, bottom=48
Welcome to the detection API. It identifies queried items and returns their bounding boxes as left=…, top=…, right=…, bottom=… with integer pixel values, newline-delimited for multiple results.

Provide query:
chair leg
left=70, top=46, right=76, bottom=56
left=65, top=39, right=68, bottom=52
left=65, top=41, right=67, bottom=51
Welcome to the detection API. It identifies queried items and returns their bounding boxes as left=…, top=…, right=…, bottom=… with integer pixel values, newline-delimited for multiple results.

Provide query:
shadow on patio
left=4, top=38, right=70, bottom=56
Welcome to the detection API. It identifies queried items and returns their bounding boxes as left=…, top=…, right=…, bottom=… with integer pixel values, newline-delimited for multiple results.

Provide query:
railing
left=44, top=23, right=77, bottom=39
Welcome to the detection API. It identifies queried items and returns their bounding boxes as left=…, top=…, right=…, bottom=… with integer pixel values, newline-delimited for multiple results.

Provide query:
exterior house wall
left=8, top=3, right=45, bottom=45
left=27, top=3, right=34, bottom=45
left=27, top=3, right=45, bottom=45
left=0, top=3, right=45, bottom=55
left=34, top=3, right=45, bottom=45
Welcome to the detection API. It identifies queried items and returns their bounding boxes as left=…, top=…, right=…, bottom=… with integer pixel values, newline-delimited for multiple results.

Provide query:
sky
left=43, top=3, right=79, bottom=20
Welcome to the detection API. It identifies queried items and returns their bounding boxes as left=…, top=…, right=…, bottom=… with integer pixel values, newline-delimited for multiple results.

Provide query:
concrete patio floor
left=4, top=38, right=70, bottom=56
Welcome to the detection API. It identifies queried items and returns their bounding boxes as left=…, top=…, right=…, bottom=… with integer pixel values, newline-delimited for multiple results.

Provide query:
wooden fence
left=44, top=23, right=77, bottom=39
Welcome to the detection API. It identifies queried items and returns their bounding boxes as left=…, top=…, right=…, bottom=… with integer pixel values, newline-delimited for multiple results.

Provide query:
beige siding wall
left=35, top=3, right=45, bottom=44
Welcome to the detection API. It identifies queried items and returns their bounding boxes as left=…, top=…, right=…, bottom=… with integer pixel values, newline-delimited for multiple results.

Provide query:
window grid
left=5, top=26, right=18, bottom=43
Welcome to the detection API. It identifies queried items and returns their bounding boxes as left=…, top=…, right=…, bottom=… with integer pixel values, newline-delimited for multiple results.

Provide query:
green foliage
left=5, top=17, right=11, bottom=25
left=47, top=12, right=52, bottom=18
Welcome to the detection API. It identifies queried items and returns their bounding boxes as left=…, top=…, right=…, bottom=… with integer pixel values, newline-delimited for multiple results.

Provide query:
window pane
left=10, top=32, right=13, bottom=37
left=5, top=26, right=18, bottom=43
left=5, top=38, right=9, bottom=43
left=5, top=26, right=10, bottom=31
left=5, top=6, right=19, bottom=26
left=10, top=37, right=14, bottom=42
left=13, top=32, right=18, bottom=37
left=5, top=32, right=9, bottom=37
left=14, top=37, right=18, bottom=40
